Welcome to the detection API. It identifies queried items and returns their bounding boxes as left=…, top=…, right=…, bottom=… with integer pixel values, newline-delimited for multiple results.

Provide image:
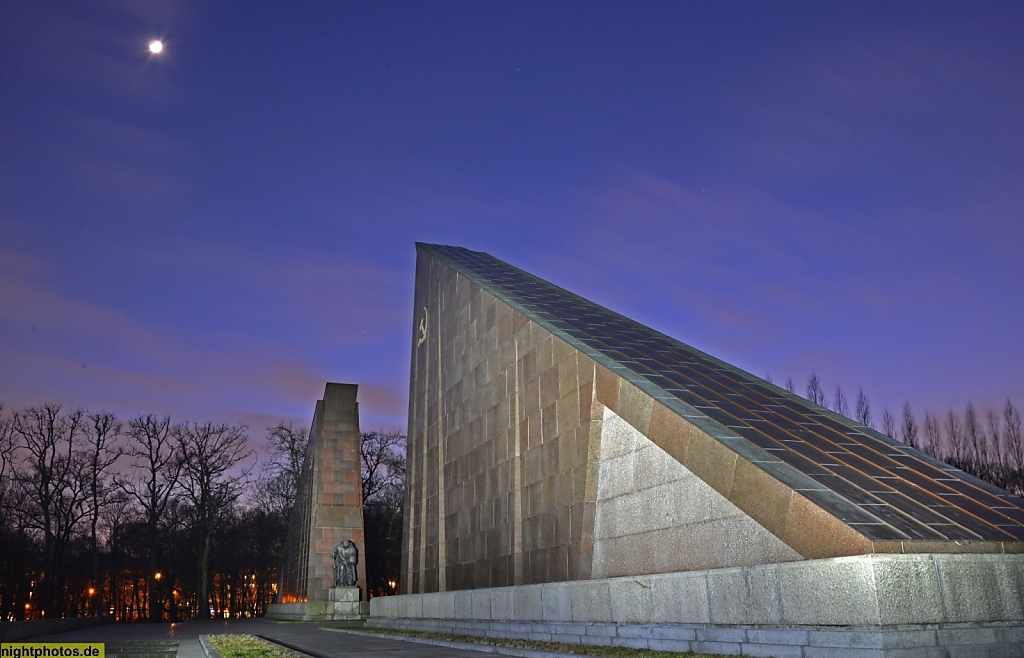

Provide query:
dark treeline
left=0, top=403, right=405, bottom=623
left=773, top=373, right=1024, bottom=496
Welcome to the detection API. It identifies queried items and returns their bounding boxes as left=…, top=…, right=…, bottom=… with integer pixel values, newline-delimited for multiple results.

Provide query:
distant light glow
left=149, top=40, right=164, bottom=54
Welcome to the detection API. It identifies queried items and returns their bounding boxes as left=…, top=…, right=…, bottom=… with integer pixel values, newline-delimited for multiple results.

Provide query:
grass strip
left=206, top=634, right=305, bottom=658
left=354, top=626, right=729, bottom=658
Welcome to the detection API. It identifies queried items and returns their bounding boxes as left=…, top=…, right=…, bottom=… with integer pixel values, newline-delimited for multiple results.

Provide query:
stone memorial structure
left=368, top=244, right=1024, bottom=657
left=266, top=383, right=367, bottom=621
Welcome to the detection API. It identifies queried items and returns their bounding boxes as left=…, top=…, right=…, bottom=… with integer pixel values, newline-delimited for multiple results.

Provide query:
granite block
left=608, top=576, right=653, bottom=623
left=778, top=556, right=881, bottom=626
left=649, top=572, right=710, bottom=624
left=707, top=566, right=783, bottom=625
left=541, top=581, right=573, bottom=621
left=570, top=579, right=611, bottom=622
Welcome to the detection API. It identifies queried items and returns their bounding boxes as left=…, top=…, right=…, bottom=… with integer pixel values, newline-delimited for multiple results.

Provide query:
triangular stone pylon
left=402, top=244, right=1024, bottom=594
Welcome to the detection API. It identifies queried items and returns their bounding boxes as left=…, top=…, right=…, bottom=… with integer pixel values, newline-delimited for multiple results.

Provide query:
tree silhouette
left=175, top=422, right=252, bottom=619
left=806, top=373, right=826, bottom=406
left=900, top=402, right=919, bottom=449
left=833, top=386, right=849, bottom=418
left=360, top=431, right=406, bottom=597
left=881, top=407, right=896, bottom=438
left=116, top=415, right=181, bottom=622
left=83, top=412, right=123, bottom=616
left=12, top=404, right=90, bottom=618
left=855, top=388, right=873, bottom=428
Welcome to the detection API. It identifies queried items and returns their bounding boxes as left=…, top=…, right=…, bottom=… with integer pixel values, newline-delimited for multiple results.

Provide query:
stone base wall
left=369, top=553, right=1024, bottom=656
left=374, top=554, right=1024, bottom=626
left=265, top=594, right=369, bottom=622
left=366, top=616, right=1024, bottom=658
left=368, top=618, right=1024, bottom=658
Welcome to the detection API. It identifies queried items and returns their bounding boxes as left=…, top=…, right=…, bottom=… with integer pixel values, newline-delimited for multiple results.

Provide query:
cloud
left=133, top=239, right=413, bottom=346
left=577, top=164, right=1009, bottom=316
left=355, top=383, right=408, bottom=430
left=0, top=235, right=415, bottom=432
left=51, top=111, right=189, bottom=203
left=531, top=162, right=1023, bottom=417
left=563, top=168, right=887, bottom=297
left=726, top=22, right=1024, bottom=188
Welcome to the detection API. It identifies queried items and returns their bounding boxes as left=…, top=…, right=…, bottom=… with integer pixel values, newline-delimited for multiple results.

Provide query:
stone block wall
left=372, top=553, right=1024, bottom=657
left=405, top=248, right=831, bottom=594
left=383, top=554, right=1024, bottom=627
left=592, top=406, right=799, bottom=577
left=277, top=383, right=366, bottom=603
left=405, top=251, right=606, bottom=592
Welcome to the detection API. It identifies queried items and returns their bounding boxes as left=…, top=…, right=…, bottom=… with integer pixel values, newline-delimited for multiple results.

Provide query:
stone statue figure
left=332, top=539, right=358, bottom=587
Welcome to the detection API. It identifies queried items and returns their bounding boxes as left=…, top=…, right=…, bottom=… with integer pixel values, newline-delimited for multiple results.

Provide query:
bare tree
left=855, top=388, right=873, bottom=428
left=0, top=404, right=21, bottom=617
left=785, top=377, right=795, bottom=394
left=964, top=402, right=988, bottom=466
left=946, top=410, right=965, bottom=464
left=986, top=408, right=1004, bottom=468
left=117, top=415, right=181, bottom=622
left=0, top=404, right=40, bottom=622
left=254, top=422, right=309, bottom=520
left=1006, top=399, right=1023, bottom=473
left=833, top=387, right=849, bottom=418
left=100, top=489, right=133, bottom=621
left=923, top=411, right=942, bottom=457
left=900, top=401, right=919, bottom=449
left=0, top=404, right=15, bottom=528
left=806, top=373, right=826, bottom=406
left=82, top=412, right=123, bottom=616
left=361, top=430, right=407, bottom=504
left=12, top=404, right=90, bottom=617
left=881, top=407, right=896, bottom=438
left=360, top=431, right=406, bottom=597
left=175, top=422, right=252, bottom=619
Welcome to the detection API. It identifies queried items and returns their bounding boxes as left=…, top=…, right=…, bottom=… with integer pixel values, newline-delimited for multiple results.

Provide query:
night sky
left=2, top=1, right=1022, bottom=439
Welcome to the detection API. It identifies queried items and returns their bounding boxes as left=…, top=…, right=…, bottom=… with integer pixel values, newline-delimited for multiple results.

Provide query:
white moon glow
left=149, top=40, right=163, bottom=54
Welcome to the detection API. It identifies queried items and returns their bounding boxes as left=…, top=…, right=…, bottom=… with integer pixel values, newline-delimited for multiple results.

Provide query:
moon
left=149, top=40, right=163, bottom=54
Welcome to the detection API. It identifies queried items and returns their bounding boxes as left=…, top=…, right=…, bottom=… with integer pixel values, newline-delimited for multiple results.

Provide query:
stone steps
left=104, top=640, right=179, bottom=658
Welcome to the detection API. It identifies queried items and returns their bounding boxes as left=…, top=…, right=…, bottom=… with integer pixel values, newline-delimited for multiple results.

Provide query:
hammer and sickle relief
left=416, top=307, right=428, bottom=347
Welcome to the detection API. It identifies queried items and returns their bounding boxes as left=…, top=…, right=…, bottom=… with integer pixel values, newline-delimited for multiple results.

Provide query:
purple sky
left=1, top=1, right=1022, bottom=442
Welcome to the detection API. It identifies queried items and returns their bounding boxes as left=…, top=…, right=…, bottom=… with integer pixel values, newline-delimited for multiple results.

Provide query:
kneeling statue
left=332, top=539, right=358, bottom=587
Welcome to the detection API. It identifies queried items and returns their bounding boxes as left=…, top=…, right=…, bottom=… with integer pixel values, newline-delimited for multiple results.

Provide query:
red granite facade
left=278, top=383, right=367, bottom=602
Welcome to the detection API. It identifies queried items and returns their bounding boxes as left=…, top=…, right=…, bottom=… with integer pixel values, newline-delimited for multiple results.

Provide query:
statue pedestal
left=328, top=586, right=362, bottom=620
left=264, top=587, right=364, bottom=621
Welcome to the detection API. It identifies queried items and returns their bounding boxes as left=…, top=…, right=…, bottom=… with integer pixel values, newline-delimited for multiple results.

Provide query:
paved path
left=28, top=620, right=516, bottom=658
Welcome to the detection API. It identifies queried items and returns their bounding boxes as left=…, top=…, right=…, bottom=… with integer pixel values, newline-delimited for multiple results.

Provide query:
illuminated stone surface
left=404, top=244, right=1024, bottom=594
left=387, top=244, right=1024, bottom=656
left=267, top=383, right=366, bottom=620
